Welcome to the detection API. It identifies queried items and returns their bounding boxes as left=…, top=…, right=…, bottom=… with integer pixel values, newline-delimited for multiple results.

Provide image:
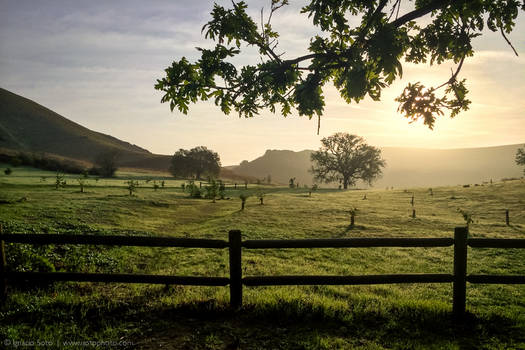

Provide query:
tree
left=94, top=150, right=119, bottom=178
left=169, top=146, right=221, bottom=179
left=125, top=180, right=139, bottom=196
left=310, top=133, right=385, bottom=189
left=155, top=1, right=523, bottom=132
left=205, top=179, right=219, bottom=202
left=516, top=146, right=525, bottom=175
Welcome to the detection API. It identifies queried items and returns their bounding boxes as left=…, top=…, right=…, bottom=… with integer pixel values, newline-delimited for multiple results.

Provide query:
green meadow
left=1, top=165, right=524, bottom=349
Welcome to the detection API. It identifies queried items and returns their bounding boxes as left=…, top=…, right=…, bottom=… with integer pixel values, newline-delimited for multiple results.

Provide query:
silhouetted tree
left=94, top=150, right=119, bottom=177
left=516, top=146, right=525, bottom=175
left=156, top=1, right=523, bottom=131
left=310, top=133, right=385, bottom=189
left=170, top=146, right=221, bottom=179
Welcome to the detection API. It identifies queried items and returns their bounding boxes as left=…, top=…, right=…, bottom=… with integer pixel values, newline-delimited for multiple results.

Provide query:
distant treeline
left=0, top=152, right=101, bottom=175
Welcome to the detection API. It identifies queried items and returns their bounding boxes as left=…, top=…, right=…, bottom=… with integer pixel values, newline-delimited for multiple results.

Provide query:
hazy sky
left=1, top=1, right=524, bottom=165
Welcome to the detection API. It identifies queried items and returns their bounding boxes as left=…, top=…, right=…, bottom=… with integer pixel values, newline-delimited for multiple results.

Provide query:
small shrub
left=186, top=181, right=201, bottom=198
left=153, top=181, right=159, bottom=191
left=4, top=167, right=12, bottom=175
left=205, top=179, right=219, bottom=202
left=218, top=181, right=226, bottom=199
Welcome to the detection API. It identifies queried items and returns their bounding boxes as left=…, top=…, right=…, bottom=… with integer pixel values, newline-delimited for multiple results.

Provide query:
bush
left=4, top=167, right=12, bottom=175
left=204, top=179, right=219, bottom=202
left=186, top=181, right=202, bottom=198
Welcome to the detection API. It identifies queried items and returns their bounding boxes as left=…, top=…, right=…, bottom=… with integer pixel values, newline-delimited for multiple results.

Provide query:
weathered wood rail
left=1, top=226, right=524, bottom=319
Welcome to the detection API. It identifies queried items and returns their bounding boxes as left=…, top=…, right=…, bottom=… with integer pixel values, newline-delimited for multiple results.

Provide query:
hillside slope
left=231, top=145, right=524, bottom=188
left=0, top=87, right=171, bottom=171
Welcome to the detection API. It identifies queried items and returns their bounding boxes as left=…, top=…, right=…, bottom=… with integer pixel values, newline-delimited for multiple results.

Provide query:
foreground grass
left=0, top=166, right=524, bottom=348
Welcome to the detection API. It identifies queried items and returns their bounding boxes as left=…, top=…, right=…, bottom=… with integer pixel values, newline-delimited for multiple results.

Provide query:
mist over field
left=229, top=145, right=524, bottom=188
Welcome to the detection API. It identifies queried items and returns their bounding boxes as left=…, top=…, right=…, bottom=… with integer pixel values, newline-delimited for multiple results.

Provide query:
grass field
left=1, top=165, right=524, bottom=349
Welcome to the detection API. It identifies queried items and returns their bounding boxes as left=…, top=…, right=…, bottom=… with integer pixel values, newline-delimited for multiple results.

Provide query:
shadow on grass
left=2, top=289, right=524, bottom=349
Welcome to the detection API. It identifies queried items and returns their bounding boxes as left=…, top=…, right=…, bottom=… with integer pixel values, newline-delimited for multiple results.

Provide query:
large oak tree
left=155, top=1, right=523, bottom=132
left=310, top=133, right=385, bottom=189
left=170, top=146, right=221, bottom=179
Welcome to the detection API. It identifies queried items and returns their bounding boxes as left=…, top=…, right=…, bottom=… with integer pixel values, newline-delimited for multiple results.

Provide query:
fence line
left=1, top=226, right=524, bottom=319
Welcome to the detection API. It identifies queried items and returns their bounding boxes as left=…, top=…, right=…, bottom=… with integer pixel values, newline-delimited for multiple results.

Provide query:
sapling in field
left=153, top=181, right=159, bottom=191
left=458, top=208, right=474, bottom=228
left=239, top=192, right=249, bottom=210
left=256, top=190, right=265, bottom=205
left=76, top=178, right=87, bottom=193
left=125, top=180, right=139, bottom=196
left=309, top=184, right=318, bottom=197
left=55, top=172, right=66, bottom=190
left=349, top=207, right=358, bottom=228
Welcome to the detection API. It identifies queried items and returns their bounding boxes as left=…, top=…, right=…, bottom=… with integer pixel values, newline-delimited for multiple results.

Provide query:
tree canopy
left=516, top=146, right=525, bottom=175
left=170, top=146, right=221, bottom=179
left=94, top=150, right=119, bottom=178
left=155, top=0, right=523, bottom=132
left=310, top=133, right=385, bottom=189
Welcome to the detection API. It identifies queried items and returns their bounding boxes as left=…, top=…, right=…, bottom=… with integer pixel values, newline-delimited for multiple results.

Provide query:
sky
left=1, top=0, right=524, bottom=165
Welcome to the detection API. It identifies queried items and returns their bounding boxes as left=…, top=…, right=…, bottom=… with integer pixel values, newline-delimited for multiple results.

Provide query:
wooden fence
left=1, top=226, right=524, bottom=319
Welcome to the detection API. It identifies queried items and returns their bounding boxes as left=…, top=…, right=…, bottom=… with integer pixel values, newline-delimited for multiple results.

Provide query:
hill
left=0, top=87, right=171, bottom=171
left=230, top=145, right=524, bottom=188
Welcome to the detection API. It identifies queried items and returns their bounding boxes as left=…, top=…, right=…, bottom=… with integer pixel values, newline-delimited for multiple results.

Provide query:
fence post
left=229, top=230, right=242, bottom=308
left=0, top=224, right=7, bottom=303
left=506, top=209, right=510, bottom=226
left=453, top=226, right=468, bottom=320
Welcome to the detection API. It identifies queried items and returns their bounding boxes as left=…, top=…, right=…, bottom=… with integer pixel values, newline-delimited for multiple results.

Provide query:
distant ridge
left=230, top=145, right=524, bottom=188
left=0, top=87, right=171, bottom=171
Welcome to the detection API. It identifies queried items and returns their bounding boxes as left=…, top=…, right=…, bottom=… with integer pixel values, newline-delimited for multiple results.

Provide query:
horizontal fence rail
left=242, top=237, right=454, bottom=249
left=468, top=238, right=525, bottom=249
left=242, top=274, right=454, bottom=286
left=1, top=226, right=525, bottom=320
